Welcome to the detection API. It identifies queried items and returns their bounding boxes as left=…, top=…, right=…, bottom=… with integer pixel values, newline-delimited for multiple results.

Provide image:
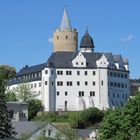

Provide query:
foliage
left=28, top=99, right=43, bottom=120
left=5, top=90, right=18, bottom=102
left=99, top=91, right=140, bottom=140
left=34, top=107, right=104, bottom=129
left=14, top=83, right=38, bottom=102
left=33, top=112, right=68, bottom=122
left=0, top=65, right=17, bottom=138
left=68, top=107, right=104, bottom=128
left=0, top=65, right=16, bottom=80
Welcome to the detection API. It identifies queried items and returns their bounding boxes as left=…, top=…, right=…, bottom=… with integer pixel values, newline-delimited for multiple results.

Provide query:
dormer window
left=76, top=62, right=78, bottom=65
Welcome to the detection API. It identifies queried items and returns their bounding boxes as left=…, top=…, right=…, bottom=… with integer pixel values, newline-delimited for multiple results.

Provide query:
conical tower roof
left=60, top=7, right=72, bottom=30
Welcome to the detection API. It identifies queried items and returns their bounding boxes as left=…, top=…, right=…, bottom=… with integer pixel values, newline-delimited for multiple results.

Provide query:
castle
left=9, top=8, right=130, bottom=112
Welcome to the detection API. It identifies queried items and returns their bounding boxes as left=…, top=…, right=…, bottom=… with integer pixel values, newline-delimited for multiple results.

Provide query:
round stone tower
left=53, top=7, right=78, bottom=52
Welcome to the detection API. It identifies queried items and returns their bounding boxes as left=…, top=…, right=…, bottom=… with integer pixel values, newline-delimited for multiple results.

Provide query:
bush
left=68, top=108, right=104, bottom=128
left=28, top=99, right=43, bottom=120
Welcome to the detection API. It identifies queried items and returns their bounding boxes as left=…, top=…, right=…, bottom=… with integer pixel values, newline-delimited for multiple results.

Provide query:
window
left=114, top=82, right=117, bottom=87
left=117, top=93, right=119, bottom=98
left=113, top=93, right=115, bottom=98
left=85, top=71, right=87, bottom=75
left=52, top=81, right=53, bottom=85
left=101, top=80, right=103, bottom=85
left=125, top=74, right=127, bottom=78
left=57, top=36, right=59, bottom=40
left=85, top=81, right=88, bottom=85
left=121, top=73, right=124, bottom=78
left=31, top=84, right=33, bottom=88
left=114, top=72, right=116, bottom=77
left=67, top=81, right=72, bottom=86
left=57, top=91, right=59, bottom=96
left=45, top=70, right=48, bottom=74
left=110, top=82, right=113, bottom=87
left=9, top=110, right=14, bottom=118
left=121, top=83, right=124, bottom=88
left=93, top=71, right=96, bottom=75
left=93, top=81, right=95, bottom=86
left=66, top=35, right=68, bottom=39
left=45, top=81, right=47, bottom=85
left=117, top=73, right=120, bottom=78
left=90, top=91, right=95, bottom=96
left=125, top=84, right=127, bottom=88
left=77, top=81, right=80, bottom=86
left=57, top=71, right=63, bottom=75
left=81, top=62, right=84, bottom=65
left=110, top=72, right=113, bottom=77
left=76, top=62, right=78, bottom=65
left=57, top=81, right=63, bottom=86
left=39, top=82, right=41, bottom=87
left=74, top=36, right=76, bottom=40
left=66, top=71, right=72, bottom=75
left=118, top=83, right=120, bottom=88
left=34, top=83, right=36, bottom=88
left=77, top=71, right=80, bottom=75
left=125, top=94, right=127, bottom=100
left=65, top=91, right=68, bottom=96
left=79, top=91, right=84, bottom=96
left=48, top=129, right=51, bottom=136
left=51, top=70, right=53, bottom=75
left=38, top=72, right=41, bottom=77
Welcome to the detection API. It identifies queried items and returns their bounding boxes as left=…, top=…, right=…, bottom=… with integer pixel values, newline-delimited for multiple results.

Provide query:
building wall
left=53, top=29, right=78, bottom=52
left=6, top=102, right=28, bottom=121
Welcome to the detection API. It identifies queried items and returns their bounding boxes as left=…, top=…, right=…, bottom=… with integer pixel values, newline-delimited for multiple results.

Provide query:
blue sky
left=0, top=0, right=140, bottom=78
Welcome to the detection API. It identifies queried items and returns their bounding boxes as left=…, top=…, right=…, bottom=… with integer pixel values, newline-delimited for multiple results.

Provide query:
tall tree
left=0, top=65, right=16, bottom=138
left=99, top=91, right=140, bottom=140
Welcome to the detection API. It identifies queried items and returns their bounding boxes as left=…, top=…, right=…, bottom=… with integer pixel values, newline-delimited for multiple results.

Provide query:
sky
left=0, top=0, right=140, bottom=78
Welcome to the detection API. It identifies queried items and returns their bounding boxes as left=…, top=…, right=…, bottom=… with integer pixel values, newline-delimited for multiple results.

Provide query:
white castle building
left=9, top=8, right=130, bottom=112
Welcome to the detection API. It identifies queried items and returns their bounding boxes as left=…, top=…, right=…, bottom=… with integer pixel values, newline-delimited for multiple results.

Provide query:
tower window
left=57, top=91, right=59, bottom=95
left=101, top=80, right=103, bottom=85
left=66, top=35, right=68, bottom=39
left=65, top=92, right=68, bottom=96
left=57, top=36, right=59, bottom=40
left=45, top=81, right=47, bottom=85
left=74, top=36, right=76, bottom=40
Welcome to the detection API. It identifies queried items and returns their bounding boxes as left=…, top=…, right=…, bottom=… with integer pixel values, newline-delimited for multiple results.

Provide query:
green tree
left=68, top=108, right=104, bottom=128
left=28, top=99, right=43, bottom=120
left=99, top=91, right=140, bottom=140
left=0, top=65, right=16, bottom=138
left=0, top=65, right=16, bottom=80
left=5, top=90, right=18, bottom=102
left=14, top=83, right=38, bottom=102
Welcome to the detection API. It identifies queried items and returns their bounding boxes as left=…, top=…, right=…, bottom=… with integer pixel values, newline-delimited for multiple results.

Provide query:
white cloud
left=48, top=37, right=53, bottom=44
left=120, top=34, right=133, bottom=43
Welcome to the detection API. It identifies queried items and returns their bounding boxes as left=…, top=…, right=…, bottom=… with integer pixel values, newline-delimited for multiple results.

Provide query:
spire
left=60, top=7, right=72, bottom=30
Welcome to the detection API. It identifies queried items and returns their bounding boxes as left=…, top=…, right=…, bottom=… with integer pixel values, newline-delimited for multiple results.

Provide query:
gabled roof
left=13, top=121, right=47, bottom=139
left=60, top=7, right=72, bottom=30
left=113, top=55, right=123, bottom=63
left=17, top=63, right=46, bottom=76
left=46, top=51, right=102, bottom=68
